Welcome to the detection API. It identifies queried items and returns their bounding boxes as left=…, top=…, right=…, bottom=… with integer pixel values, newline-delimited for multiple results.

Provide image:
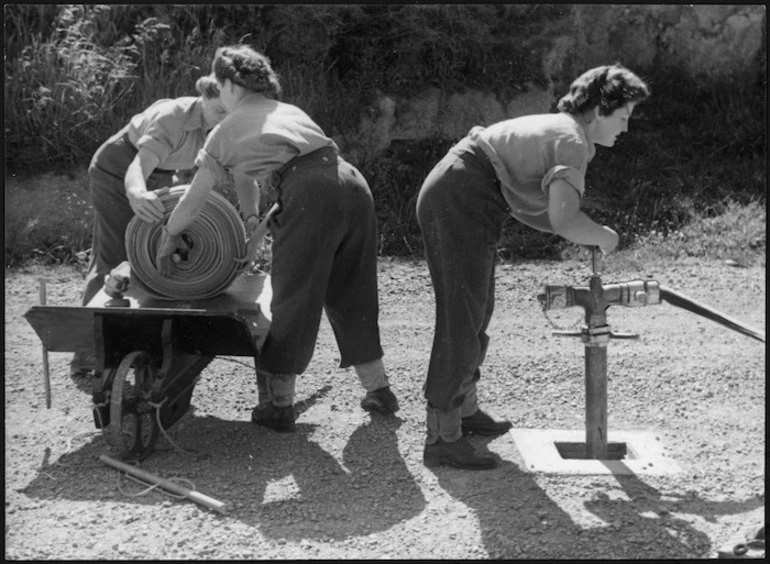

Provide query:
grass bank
left=4, top=170, right=764, bottom=271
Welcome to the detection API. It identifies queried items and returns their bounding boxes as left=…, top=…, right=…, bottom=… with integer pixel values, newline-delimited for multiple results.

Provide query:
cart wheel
left=109, top=351, right=159, bottom=461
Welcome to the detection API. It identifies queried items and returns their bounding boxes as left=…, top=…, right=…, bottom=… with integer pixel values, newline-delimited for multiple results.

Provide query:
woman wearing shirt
left=157, top=45, right=399, bottom=432
left=70, top=76, right=228, bottom=376
left=416, top=64, right=650, bottom=470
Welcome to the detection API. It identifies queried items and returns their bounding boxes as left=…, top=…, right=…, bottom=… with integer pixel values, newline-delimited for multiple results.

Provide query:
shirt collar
left=567, top=112, right=596, bottom=162
left=234, top=91, right=271, bottom=111
left=183, top=97, right=207, bottom=132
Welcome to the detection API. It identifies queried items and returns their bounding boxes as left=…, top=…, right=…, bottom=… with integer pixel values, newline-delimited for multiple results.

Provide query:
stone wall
left=338, top=4, right=765, bottom=162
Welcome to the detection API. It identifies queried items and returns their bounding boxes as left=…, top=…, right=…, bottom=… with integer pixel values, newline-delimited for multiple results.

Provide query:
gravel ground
left=4, top=255, right=765, bottom=559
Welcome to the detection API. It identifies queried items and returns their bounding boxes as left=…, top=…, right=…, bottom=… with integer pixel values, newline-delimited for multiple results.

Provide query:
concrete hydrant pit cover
left=510, top=429, right=683, bottom=475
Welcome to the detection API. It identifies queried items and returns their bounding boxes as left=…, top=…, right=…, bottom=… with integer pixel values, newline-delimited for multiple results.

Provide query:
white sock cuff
left=353, top=357, right=389, bottom=392
left=266, top=372, right=296, bottom=407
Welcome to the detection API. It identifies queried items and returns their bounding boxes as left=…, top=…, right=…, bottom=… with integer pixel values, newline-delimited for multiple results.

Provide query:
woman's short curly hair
left=195, top=74, right=220, bottom=99
left=212, top=45, right=282, bottom=100
left=557, top=63, right=650, bottom=116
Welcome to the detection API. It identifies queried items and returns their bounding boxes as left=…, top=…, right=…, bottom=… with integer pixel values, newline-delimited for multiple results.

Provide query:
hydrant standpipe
left=538, top=248, right=764, bottom=460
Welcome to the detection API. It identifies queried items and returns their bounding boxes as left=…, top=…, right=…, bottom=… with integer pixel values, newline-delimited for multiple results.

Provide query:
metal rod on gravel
left=38, top=278, right=51, bottom=409
left=99, top=454, right=228, bottom=514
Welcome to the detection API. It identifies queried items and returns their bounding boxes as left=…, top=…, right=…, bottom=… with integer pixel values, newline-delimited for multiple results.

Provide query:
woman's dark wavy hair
left=557, top=63, right=650, bottom=116
left=212, top=45, right=282, bottom=100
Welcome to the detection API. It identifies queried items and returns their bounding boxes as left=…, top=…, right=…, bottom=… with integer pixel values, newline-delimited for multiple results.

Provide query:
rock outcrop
left=338, top=4, right=765, bottom=161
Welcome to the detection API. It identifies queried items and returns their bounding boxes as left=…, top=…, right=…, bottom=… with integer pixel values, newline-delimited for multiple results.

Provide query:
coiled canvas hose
left=125, top=185, right=246, bottom=300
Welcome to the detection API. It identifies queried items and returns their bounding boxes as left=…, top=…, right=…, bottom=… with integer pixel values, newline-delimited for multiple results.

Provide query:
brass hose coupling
left=538, top=279, right=661, bottom=311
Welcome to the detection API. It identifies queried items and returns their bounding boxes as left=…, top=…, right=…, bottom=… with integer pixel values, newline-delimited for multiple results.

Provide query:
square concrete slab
left=510, top=428, right=683, bottom=475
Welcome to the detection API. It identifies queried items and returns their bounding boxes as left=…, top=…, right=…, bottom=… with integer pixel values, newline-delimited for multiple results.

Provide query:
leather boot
left=355, top=358, right=399, bottom=414
left=423, top=437, right=497, bottom=470
left=251, top=403, right=297, bottom=433
left=251, top=372, right=296, bottom=432
left=461, top=408, right=512, bottom=437
left=360, top=386, right=400, bottom=414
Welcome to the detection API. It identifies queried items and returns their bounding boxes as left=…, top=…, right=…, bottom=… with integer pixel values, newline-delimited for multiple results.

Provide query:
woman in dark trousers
left=416, top=64, right=650, bottom=469
left=70, top=75, right=227, bottom=376
left=157, top=45, right=399, bottom=432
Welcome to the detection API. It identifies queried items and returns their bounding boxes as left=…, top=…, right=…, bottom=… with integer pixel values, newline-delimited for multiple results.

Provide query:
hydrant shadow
left=583, top=473, right=764, bottom=558
left=427, top=437, right=762, bottom=559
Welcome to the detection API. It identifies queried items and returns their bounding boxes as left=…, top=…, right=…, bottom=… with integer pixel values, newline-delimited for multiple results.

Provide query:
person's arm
left=166, top=167, right=218, bottom=234
left=124, top=148, right=166, bottom=223
left=156, top=167, right=218, bottom=275
left=233, top=171, right=260, bottom=228
left=233, top=171, right=268, bottom=266
left=548, top=179, right=618, bottom=254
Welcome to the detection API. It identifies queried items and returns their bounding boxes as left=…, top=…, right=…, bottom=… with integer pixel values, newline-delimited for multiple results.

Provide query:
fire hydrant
left=538, top=248, right=764, bottom=460
left=538, top=253, right=660, bottom=459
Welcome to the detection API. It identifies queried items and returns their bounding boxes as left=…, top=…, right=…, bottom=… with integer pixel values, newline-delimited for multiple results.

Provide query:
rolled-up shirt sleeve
left=134, top=111, right=185, bottom=164
left=195, top=148, right=231, bottom=184
left=540, top=137, right=588, bottom=198
left=541, top=165, right=585, bottom=199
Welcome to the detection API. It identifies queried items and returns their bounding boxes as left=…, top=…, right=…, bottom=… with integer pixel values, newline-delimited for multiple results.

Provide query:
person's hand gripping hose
left=127, top=187, right=166, bottom=223
left=156, top=226, right=191, bottom=277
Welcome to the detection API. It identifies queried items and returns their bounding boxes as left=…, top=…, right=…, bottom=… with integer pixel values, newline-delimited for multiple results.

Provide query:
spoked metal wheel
left=109, top=351, right=159, bottom=461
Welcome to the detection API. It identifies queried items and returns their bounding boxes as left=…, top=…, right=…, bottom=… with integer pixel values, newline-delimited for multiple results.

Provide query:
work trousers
left=416, top=136, right=510, bottom=412
left=80, top=133, right=174, bottom=305
left=256, top=147, right=384, bottom=375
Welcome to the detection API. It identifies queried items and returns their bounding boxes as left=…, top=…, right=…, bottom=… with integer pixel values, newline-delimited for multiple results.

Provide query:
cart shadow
left=428, top=436, right=764, bottom=559
left=21, top=389, right=426, bottom=543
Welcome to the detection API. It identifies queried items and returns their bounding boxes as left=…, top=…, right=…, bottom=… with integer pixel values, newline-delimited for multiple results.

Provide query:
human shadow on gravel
left=428, top=436, right=763, bottom=559
left=242, top=413, right=426, bottom=542
left=21, top=388, right=425, bottom=543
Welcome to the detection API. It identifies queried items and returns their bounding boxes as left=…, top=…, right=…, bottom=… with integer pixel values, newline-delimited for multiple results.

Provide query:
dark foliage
left=4, top=4, right=765, bottom=263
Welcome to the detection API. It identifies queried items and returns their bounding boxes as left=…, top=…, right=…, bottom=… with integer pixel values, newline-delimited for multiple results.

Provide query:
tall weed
left=5, top=5, right=137, bottom=172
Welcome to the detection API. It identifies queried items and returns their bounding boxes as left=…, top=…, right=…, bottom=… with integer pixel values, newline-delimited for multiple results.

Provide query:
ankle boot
left=251, top=372, right=297, bottom=432
left=361, top=386, right=400, bottom=414
left=423, top=437, right=497, bottom=470
left=355, top=358, right=399, bottom=414
left=461, top=408, right=512, bottom=437
left=424, top=402, right=496, bottom=469
left=251, top=403, right=297, bottom=433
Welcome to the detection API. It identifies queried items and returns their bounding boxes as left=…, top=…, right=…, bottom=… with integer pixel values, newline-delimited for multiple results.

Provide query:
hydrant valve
left=618, top=280, right=661, bottom=308
left=538, top=286, right=573, bottom=310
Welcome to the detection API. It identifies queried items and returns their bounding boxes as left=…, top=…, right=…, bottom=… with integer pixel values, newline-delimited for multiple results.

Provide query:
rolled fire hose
left=125, top=185, right=247, bottom=300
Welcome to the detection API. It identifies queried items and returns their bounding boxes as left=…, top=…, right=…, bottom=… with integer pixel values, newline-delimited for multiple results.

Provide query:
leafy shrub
left=362, top=138, right=455, bottom=256
left=3, top=5, right=765, bottom=265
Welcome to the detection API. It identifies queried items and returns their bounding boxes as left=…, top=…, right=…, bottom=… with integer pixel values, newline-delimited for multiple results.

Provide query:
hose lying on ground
left=659, top=286, right=766, bottom=343
left=125, top=185, right=247, bottom=301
